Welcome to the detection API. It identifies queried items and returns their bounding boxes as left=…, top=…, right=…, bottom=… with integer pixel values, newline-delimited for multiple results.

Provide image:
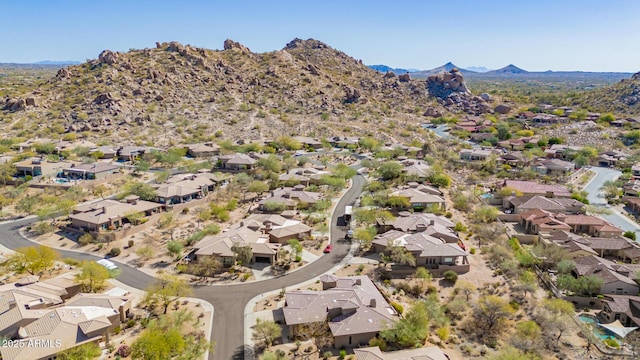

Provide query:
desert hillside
left=0, top=38, right=475, bottom=146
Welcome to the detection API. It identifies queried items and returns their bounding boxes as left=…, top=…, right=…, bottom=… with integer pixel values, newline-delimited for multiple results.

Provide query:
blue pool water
left=578, top=315, right=620, bottom=343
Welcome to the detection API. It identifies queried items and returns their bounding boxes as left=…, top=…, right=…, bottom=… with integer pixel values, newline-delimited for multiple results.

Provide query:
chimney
left=355, top=278, right=362, bottom=285
left=430, top=219, right=435, bottom=226
left=102, top=206, right=107, bottom=214
left=545, top=191, right=554, bottom=198
left=369, top=298, right=376, bottom=307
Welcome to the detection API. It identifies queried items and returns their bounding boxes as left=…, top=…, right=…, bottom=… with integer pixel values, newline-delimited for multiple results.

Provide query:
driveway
left=582, top=166, right=640, bottom=238
left=0, top=174, right=366, bottom=360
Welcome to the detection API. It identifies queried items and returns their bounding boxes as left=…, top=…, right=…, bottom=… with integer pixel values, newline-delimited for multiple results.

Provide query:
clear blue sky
left=3, top=0, right=639, bottom=72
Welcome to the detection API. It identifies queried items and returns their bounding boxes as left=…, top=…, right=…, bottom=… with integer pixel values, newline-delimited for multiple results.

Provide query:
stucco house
left=69, top=197, right=162, bottom=232
left=283, top=275, right=398, bottom=348
left=62, top=162, right=120, bottom=180
left=573, top=256, right=639, bottom=295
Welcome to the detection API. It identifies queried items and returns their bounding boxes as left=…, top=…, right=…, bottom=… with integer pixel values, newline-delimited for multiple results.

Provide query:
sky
left=2, top=0, right=639, bottom=72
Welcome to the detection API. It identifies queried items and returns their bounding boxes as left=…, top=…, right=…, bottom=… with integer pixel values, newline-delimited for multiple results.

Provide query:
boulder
left=494, top=104, right=512, bottom=114
left=25, top=97, right=36, bottom=107
left=423, top=107, right=443, bottom=118
left=398, top=73, right=411, bottom=82
left=480, top=93, right=492, bottom=101
left=384, top=71, right=396, bottom=79
left=344, top=86, right=361, bottom=103
left=166, top=41, right=185, bottom=53
left=98, top=50, right=119, bottom=65
left=94, top=93, right=114, bottom=105
left=2, top=98, right=26, bottom=112
left=223, top=39, right=251, bottom=54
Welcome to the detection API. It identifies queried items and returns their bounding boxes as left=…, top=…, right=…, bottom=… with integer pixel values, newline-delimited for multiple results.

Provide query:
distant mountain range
left=367, top=62, right=633, bottom=81
left=0, top=60, right=80, bottom=69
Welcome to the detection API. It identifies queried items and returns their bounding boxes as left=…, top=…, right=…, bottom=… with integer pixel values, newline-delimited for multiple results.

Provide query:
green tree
left=473, top=295, right=514, bottom=333
left=454, top=280, right=476, bottom=301
left=118, top=181, right=157, bottom=201
left=472, top=206, right=499, bottom=223
left=16, top=195, right=38, bottom=214
left=136, top=245, right=155, bottom=261
left=75, top=260, right=111, bottom=293
left=332, top=163, right=357, bottom=179
left=248, top=180, right=269, bottom=195
left=428, top=172, right=451, bottom=188
left=167, top=241, right=184, bottom=260
left=497, top=123, right=511, bottom=140
left=388, top=244, right=416, bottom=267
left=539, top=298, right=574, bottom=344
left=276, top=136, right=302, bottom=151
left=376, top=161, right=404, bottom=180
left=4, top=246, right=59, bottom=275
left=124, top=210, right=145, bottom=225
left=624, top=231, right=637, bottom=241
left=252, top=318, right=282, bottom=348
left=380, top=300, right=430, bottom=348
left=232, top=244, right=253, bottom=264
left=144, top=274, right=192, bottom=314
left=511, top=320, right=541, bottom=352
left=288, top=239, right=303, bottom=257
left=359, top=137, right=380, bottom=151
left=487, top=345, right=541, bottom=360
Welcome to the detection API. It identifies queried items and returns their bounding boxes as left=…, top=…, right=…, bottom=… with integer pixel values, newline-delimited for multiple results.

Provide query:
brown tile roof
left=503, top=180, right=571, bottom=197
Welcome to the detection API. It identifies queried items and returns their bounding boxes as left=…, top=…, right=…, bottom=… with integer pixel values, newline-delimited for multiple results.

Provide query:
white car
left=96, top=259, right=118, bottom=270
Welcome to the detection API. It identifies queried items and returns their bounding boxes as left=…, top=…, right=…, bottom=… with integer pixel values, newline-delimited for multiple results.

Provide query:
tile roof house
left=372, top=231, right=469, bottom=274
left=598, top=295, right=640, bottom=327
left=89, top=145, right=119, bottom=159
left=532, top=158, right=575, bottom=176
left=573, top=255, right=639, bottom=295
left=377, top=213, right=457, bottom=242
left=69, top=197, right=163, bottom=232
left=278, top=167, right=329, bottom=185
left=399, top=159, right=432, bottom=180
left=598, top=150, right=629, bottom=168
left=390, top=188, right=445, bottom=211
left=185, top=142, right=221, bottom=158
left=506, top=195, right=584, bottom=214
left=354, top=346, right=449, bottom=360
left=217, top=153, right=257, bottom=171
left=258, top=185, right=323, bottom=211
left=292, top=136, right=323, bottom=149
left=459, top=148, right=499, bottom=161
left=283, top=275, right=398, bottom=348
left=62, top=162, right=120, bottom=180
left=14, top=157, right=72, bottom=178
left=500, top=179, right=572, bottom=198
left=155, top=172, right=223, bottom=205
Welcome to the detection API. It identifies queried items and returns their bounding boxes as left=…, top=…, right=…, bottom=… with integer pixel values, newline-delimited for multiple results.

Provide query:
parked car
left=323, top=244, right=333, bottom=253
left=345, top=229, right=354, bottom=239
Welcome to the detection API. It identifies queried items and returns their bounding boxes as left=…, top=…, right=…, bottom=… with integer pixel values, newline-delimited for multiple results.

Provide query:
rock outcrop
left=98, top=50, right=119, bottom=65
left=494, top=104, right=512, bottom=114
left=425, top=69, right=490, bottom=115
left=223, top=39, right=251, bottom=54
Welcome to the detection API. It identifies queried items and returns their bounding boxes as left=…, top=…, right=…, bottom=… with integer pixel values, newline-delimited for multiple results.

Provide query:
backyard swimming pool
left=578, top=314, right=620, bottom=344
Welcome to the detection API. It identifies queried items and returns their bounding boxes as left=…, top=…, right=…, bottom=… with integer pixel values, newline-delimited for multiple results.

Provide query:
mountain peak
left=283, top=38, right=331, bottom=51
left=489, top=64, right=528, bottom=74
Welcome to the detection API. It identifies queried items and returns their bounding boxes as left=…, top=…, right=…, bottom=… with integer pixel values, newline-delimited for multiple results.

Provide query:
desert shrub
left=391, top=302, right=404, bottom=314
left=443, top=270, right=458, bottom=284
left=109, top=247, right=121, bottom=257
left=116, top=344, right=132, bottom=357
left=469, top=248, right=476, bottom=254
left=78, top=233, right=95, bottom=246
left=604, top=338, right=620, bottom=348
left=339, top=349, right=347, bottom=359
left=436, top=326, right=450, bottom=342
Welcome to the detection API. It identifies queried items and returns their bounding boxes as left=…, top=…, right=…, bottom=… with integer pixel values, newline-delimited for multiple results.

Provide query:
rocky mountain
left=484, top=64, right=528, bottom=75
left=1, top=38, right=492, bottom=146
left=411, top=62, right=478, bottom=78
left=575, top=72, right=640, bottom=114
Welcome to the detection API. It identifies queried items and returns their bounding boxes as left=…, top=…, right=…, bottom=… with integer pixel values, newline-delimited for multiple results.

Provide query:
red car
left=323, top=244, right=333, bottom=253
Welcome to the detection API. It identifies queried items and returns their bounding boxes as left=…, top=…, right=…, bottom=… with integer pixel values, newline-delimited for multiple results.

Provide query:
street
left=582, top=166, right=640, bottom=238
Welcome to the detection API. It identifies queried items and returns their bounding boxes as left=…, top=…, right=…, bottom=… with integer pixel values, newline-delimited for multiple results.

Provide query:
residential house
left=372, top=231, right=469, bottom=274
left=520, top=209, right=571, bottom=235
left=584, top=236, right=640, bottom=262
left=532, top=158, right=575, bottom=176
left=155, top=172, right=223, bottom=205
left=499, top=151, right=529, bottom=168
left=598, top=150, right=629, bottom=167
left=292, top=136, right=323, bottom=150
left=217, top=153, right=257, bottom=171
left=632, top=163, right=640, bottom=179
left=354, top=346, right=449, bottom=360
left=459, top=148, right=498, bottom=161
left=624, top=180, right=640, bottom=197
left=598, top=295, right=640, bottom=327
left=89, top=145, right=118, bottom=159
left=556, top=214, right=623, bottom=238
left=69, top=197, right=163, bottom=232
left=573, top=255, right=639, bottom=295
left=283, top=275, right=398, bottom=348
left=117, top=146, right=156, bottom=162
left=499, top=179, right=572, bottom=198
left=14, top=157, right=72, bottom=178
left=506, top=195, right=584, bottom=214
left=454, top=116, right=492, bottom=133
left=186, top=143, right=221, bottom=158
left=544, top=145, right=583, bottom=160
left=258, top=185, right=323, bottom=211
left=325, top=136, right=360, bottom=148
left=626, top=197, right=640, bottom=214
left=390, top=188, right=445, bottom=211
left=377, top=212, right=457, bottom=243
left=62, top=162, right=120, bottom=180
left=278, top=167, right=329, bottom=185
left=400, top=159, right=432, bottom=181
left=531, top=113, right=568, bottom=125
left=193, top=227, right=279, bottom=266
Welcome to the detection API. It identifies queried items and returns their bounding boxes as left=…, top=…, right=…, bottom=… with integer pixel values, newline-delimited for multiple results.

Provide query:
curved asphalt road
left=0, top=174, right=366, bottom=360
